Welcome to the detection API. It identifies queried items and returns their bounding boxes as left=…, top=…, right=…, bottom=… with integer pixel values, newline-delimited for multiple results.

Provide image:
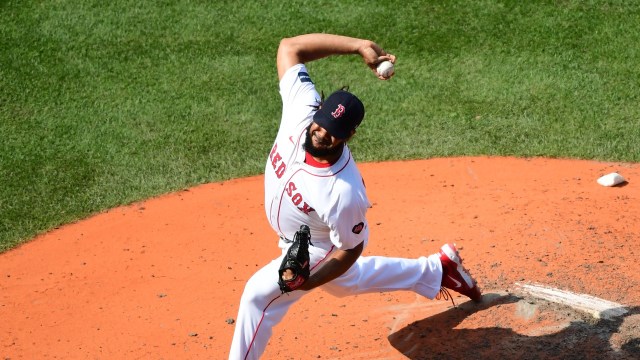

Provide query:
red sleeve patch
left=352, top=222, right=365, bottom=234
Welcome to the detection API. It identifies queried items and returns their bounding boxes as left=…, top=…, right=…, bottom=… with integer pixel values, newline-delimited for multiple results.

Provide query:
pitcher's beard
left=303, top=126, right=344, bottom=158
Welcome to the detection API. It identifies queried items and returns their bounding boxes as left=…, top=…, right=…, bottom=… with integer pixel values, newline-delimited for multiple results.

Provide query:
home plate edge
left=514, top=282, right=628, bottom=320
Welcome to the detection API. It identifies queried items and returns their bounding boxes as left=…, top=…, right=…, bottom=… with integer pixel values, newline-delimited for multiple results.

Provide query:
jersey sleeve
left=326, top=180, right=370, bottom=250
left=278, top=64, right=321, bottom=130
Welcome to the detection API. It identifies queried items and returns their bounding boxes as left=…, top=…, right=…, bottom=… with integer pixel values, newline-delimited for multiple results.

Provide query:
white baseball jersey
left=263, top=64, right=370, bottom=251
left=230, top=63, right=444, bottom=360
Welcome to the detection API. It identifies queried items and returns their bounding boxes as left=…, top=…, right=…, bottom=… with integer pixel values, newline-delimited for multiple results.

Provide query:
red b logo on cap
left=331, top=104, right=345, bottom=119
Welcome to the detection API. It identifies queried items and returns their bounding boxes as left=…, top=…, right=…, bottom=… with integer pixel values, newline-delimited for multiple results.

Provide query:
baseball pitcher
left=228, top=33, right=482, bottom=359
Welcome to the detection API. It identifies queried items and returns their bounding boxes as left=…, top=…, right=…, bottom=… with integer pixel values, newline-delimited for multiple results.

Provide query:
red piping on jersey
left=276, top=151, right=352, bottom=235
left=268, top=128, right=306, bottom=225
left=268, top=124, right=353, bottom=242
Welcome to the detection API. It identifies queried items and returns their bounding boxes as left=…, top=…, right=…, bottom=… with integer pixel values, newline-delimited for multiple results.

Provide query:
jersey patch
left=298, top=71, right=313, bottom=83
left=352, top=222, right=365, bottom=234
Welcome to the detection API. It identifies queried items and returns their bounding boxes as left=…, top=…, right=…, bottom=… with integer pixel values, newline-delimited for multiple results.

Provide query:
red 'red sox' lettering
left=285, top=181, right=315, bottom=215
left=269, top=144, right=286, bottom=179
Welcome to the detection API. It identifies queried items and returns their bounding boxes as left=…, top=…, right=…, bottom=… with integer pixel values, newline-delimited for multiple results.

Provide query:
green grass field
left=2, top=0, right=639, bottom=252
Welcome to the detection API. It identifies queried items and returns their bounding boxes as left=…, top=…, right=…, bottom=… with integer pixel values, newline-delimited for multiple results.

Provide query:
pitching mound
left=1, top=157, right=639, bottom=359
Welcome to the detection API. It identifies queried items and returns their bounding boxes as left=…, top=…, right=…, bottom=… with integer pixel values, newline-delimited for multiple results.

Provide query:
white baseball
left=376, top=61, right=395, bottom=78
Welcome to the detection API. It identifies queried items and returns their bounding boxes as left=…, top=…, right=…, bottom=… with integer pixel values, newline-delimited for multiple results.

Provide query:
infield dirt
left=1, top=157, right=639, bottom=359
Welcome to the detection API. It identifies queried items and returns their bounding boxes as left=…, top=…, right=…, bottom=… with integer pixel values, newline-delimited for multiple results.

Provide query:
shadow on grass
left=388, top=293, right=639, bottom=360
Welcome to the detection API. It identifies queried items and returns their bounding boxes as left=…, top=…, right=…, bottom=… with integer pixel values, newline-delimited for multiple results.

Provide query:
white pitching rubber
left=515, top=282, right=628, bottom=320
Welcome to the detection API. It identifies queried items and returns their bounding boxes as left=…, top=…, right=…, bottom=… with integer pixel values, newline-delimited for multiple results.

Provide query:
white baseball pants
left=228, top=242, right=443, bottom=360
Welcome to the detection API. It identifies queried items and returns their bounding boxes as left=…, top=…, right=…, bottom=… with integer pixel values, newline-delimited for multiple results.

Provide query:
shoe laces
left=436, top=287, right=457, bottom=307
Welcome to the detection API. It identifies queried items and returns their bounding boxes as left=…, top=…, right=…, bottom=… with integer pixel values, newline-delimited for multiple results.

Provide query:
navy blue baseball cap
left=312, top=90, right=365, bottom=140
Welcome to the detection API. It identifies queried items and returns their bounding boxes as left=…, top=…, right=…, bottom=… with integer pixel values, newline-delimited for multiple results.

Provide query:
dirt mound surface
left=1, top=157, right=638, bottom=359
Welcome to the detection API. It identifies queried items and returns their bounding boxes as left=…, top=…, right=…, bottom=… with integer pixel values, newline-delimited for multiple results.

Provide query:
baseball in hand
left=376, top=60, right=395, bottom=78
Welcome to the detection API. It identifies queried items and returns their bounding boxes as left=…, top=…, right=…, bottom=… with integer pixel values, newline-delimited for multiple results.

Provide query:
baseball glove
left=278, top=225, right=312, bottom=293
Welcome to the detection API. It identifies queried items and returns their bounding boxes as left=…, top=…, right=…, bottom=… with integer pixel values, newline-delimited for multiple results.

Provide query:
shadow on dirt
left=388, top=293, right=639, bottom=360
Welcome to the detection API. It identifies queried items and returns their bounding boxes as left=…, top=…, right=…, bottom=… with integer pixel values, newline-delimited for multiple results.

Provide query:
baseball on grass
left=376, top=60, right=395, bottom=78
